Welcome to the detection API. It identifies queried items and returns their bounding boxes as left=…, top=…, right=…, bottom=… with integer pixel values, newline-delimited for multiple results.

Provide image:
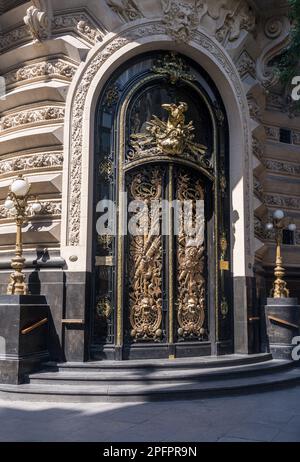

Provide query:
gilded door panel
left=125, top=166, right=165, bottom=342
left=175, top=168, right=207, bottom=341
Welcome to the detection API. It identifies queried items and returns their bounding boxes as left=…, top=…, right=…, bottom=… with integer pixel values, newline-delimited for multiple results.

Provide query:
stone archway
left=61, top=22, right=253, bottom=355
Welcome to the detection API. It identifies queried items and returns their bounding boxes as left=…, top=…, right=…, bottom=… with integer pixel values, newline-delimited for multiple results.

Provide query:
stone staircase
left=1, top=353, right=300, bottom=402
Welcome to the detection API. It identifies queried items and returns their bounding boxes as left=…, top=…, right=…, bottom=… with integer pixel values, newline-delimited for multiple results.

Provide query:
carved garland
left=0, top=152, right=63, bottom=175
left=68, top=22, right=251, bottom=254
left=0, top=200, right=62, bottom=219
left=1, top=107, right=65, bottom=132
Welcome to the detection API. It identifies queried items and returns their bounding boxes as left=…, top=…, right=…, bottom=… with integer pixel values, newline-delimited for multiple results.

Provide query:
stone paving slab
left=0, top=386, right=299, bottom=442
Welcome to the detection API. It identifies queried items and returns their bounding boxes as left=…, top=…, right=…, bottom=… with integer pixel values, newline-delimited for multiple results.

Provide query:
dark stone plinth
left=265, top=297, right=300, bottom=360
left=267, top=297, right=299, bottom=306
left=0, top=295, right=50, bottom=384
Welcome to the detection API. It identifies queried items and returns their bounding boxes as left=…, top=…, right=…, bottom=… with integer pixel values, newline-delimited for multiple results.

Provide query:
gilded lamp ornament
left=266, top=209, right=296, bottom=299
left=4, top=174, right=42, bottom=295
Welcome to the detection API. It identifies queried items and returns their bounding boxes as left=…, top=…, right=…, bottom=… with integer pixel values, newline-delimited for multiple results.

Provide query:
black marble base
left=0, top=295, right=50, bottom=384
left=265, top=298, right=300, bottom=360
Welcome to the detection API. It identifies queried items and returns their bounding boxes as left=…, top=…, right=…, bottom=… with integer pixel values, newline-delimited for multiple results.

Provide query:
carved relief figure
left=107, top=0, right=143, bottom=22
left=128, top=168, right=163, bottom=341
left=161, top=0, right=205, bottom=42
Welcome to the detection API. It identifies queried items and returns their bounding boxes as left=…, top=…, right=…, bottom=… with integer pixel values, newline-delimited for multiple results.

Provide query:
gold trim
left=168, top=164, right=174, bottom=346
left=95, top=256, right=114, bottom=266
left=21, top=318, right=48, bottom=335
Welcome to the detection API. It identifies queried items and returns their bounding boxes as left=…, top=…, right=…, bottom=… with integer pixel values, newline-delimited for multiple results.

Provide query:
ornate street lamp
left=4, top=174, right=42, bottom=295
left=266, top=209, right=297, bottom=298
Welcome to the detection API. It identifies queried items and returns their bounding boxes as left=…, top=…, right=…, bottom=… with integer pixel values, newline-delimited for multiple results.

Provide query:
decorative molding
left=264, top=16, right=283, bottom=39
left=293, top=131, right=300, bottom=145
left=23, top=2, right=50, bottom=42
left=0, top=152, right=63, bottom=175
left=253, top=176, right=264, bottom=199
left=265, top=159, right=300, bottom=176
left=0, top=10, right=103, bottom=53
left=215, top=0, right=255, bottom=44
left=256, top=15, right=289, bottom=90
left=161, top=0, right=204, bottom=42
left=52, top=12, right=103, bottom=45
left=0, top=26, right=30, bottom=53
left=254, top=216, right=273, bottom=241
left=265, top=125, right=280, bottom=141
left=247, top=95, right=262, bottom=121
left=252, top=136, right=265, bottom=161
left=0, top=200, right=62, bottom=220
left=5, top=58, right=77, bottom=89
left=236, top=50, right=256, bottom=79
left=1, top=106, right=65, bottom=131
left=106, top=0, right=143, bottom=22
left=266, top=92, right=300, bottom=118
left=265, top=194, right=300, bottom=210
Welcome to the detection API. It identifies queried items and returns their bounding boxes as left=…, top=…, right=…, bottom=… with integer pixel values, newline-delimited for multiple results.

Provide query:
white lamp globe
left=32, top=202, right=42, bottom=214
left=10, top=177, right=30, bottom=197
left=4, top=199, right=14, bottom=210
left=273, top=209, right=284, bottom=220
left=288, top=223, right=297, bottom=232
left=265, top=222, right=274, bottom=231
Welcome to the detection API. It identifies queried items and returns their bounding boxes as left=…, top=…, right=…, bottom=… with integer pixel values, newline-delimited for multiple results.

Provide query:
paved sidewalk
left=0, top=386, right=300, bottom=442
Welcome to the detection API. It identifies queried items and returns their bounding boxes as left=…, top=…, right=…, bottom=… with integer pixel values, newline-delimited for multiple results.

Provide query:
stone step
left=1, top=366, right=300, bottom=403
left=29, top=359, right=291, bottom=386
left=42, top=353, right=272, bottom=372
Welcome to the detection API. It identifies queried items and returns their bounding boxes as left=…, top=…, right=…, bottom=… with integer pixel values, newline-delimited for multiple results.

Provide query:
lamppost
left=266, top=209, right=297, bottom=298
left=4, top=174, right=42, bottom=295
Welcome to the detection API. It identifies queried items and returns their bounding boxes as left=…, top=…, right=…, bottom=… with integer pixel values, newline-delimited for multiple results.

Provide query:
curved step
left=1, top=366, right=300, bottom=403
left=43, top=353, right=273, bottom=372
left=28, top=359, right=292, bottom=386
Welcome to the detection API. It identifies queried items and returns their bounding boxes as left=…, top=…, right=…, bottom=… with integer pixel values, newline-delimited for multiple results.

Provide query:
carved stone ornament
left=264, top=194, right=300, bottom=210
left=23, top=1, right=50, bottom=42
left=216, top=0, right=255, bottom=43
left=1, top=106, right=65, bottom=131
left=152, top=52, right=195, bottom=84
left=265, top=159, right=300, bottom=176
left=0, top=152, right=63, bottom=175
left=129, top=102, right=211, bottom=171
left=52, top=12, right=103, bottom=44
left=236, top=50, right=256, bottom=79
left=161, top=0, right=205, bottom=42
left=5, top=59, right=77, bottom=89
left=107, top=0, right=143, bottom=22
left=0, top=200, right=61, bottom=220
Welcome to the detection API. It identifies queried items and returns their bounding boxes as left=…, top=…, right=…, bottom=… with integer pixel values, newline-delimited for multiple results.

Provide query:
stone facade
left=0, top=0, right=299, bottom=361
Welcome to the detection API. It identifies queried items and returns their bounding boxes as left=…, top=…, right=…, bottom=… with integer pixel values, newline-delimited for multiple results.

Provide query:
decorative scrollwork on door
left=127, top=167, right=164, bottom=342
left=176, top=170, right=206, bottom=339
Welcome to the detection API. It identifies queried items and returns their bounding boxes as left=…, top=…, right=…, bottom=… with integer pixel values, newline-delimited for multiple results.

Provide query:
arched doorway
left=90, top=52, right=232, bottom=360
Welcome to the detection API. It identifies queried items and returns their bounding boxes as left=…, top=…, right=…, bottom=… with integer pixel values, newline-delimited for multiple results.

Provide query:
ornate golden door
left=91, top=52, right=233, bottom=360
